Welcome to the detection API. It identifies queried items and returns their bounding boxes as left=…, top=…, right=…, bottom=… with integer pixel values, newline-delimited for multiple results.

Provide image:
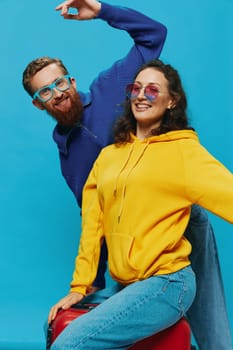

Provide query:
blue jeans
left=185, top=205, right=232, bottom=350
left=51, top=266, right=196, bottom=350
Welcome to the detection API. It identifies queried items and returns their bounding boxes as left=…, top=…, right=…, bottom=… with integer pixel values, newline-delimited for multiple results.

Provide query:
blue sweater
left=53, top=2, right=167, bottom=288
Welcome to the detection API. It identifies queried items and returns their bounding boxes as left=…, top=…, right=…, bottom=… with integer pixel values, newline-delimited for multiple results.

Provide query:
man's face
left=31, top=63, right=83, bottom=126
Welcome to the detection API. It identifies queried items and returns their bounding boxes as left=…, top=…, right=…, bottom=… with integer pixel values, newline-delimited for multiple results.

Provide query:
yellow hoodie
left=70, top=130, right=233, bottom=295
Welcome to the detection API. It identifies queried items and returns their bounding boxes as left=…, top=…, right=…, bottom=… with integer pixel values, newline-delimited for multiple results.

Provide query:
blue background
left=0, top=0, right=232, bottom=349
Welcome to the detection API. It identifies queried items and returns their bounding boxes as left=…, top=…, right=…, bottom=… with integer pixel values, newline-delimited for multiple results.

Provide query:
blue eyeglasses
left=33, top=75, right=71, bottom=103
left=126, top=83, right=162, bottom=102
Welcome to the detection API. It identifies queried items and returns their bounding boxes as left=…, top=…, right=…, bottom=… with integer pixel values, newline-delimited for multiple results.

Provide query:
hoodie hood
left=130, top=129, right=198, bottom=144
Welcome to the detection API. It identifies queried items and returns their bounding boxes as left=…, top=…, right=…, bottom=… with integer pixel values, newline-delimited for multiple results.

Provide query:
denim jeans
left=51, top=266, right=196, bottom=350
left=185, top=205, right=232, bottom=350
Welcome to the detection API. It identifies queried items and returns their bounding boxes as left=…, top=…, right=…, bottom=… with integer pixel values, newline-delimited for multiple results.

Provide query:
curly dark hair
left=114, top=59, right=193, bottom=144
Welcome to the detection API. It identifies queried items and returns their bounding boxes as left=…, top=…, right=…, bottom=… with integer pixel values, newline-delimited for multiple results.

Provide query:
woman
left=49, top=59, right=233, bottom=350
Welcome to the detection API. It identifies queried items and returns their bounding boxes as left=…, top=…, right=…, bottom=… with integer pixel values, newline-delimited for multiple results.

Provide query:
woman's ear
left=167, top=98, right=177, bottom=110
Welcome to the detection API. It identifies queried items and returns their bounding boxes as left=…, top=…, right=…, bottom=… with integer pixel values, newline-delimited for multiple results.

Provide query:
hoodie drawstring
left=115, top=141, right=150, bottom=224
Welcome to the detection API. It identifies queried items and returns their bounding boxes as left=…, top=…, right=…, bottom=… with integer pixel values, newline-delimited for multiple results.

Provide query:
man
left=22, top=1, right=232, bottom=349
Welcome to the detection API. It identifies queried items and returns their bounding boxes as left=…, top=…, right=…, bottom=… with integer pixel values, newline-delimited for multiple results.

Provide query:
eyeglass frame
left=32, top=74, right=72, bottom=103
left=126, top=83, right=167, bottom=102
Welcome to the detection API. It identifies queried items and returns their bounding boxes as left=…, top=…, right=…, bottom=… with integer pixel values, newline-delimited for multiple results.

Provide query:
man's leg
left=185, top=205, right=232, bottom=350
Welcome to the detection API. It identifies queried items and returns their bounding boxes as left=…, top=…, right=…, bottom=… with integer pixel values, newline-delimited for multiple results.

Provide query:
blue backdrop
left=0, top=0, right=232, bottom=349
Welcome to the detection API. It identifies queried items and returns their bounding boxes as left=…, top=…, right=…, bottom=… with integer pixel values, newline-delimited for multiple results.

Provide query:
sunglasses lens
left=126, top=84, right=140, bottom=99
left=126, top=84, right=159, bottom=101
left=144, top=86, right=159, bottom=101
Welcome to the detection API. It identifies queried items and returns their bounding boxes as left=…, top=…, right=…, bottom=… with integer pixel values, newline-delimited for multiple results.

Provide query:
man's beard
left=45, top=90, right=83, bottom=127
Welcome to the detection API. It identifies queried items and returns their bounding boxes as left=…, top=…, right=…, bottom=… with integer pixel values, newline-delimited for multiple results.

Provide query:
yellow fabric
left=70, top=130, right=233, bottom=294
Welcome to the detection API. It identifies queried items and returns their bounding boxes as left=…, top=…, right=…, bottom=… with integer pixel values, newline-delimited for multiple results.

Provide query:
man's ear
left=70, top=76, right=77, bottom=89
left=32, top=99, right=45, bottom=110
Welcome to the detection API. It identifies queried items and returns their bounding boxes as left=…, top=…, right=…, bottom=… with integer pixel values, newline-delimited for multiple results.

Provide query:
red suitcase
left=46, top=303, right=194, bottom=350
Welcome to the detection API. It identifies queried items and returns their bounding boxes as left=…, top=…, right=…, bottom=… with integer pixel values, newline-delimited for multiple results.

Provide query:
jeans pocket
left=177, top=266, right=196, bottom=314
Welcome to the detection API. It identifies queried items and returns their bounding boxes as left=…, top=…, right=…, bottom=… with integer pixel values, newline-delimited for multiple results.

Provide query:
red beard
left=45, top=89, right=83, bottom=126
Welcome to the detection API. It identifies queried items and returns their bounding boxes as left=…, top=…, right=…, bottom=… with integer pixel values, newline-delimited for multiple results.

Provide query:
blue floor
left=0, top=343, right=44, bottom=350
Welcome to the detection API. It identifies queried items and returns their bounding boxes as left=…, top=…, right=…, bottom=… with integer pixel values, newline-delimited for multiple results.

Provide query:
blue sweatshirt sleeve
left=97, top=2, right=167, bottom=63
left=86, top=2, right=167, bottom=150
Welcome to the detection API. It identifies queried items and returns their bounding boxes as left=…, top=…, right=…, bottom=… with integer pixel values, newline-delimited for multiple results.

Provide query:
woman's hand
left=48, top=291, right=84, bottom=324
left=55, top=0, right=101, bottom=20
left=86, top=285, right=101, bottom=294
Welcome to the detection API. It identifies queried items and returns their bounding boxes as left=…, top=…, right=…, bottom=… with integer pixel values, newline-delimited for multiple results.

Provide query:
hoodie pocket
left=107, top=233, right=139, bottom=282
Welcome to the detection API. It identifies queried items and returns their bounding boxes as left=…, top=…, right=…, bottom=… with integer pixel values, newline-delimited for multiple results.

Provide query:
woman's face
left=130, top=67, right=175, bottom=139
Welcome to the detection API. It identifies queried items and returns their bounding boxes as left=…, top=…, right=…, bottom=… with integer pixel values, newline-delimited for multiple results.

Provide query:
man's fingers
left=62, top=14, right=80, bottom=20
left=56, top=5, right=80, bottom=19
left=55, top=2, right=70, bottom=15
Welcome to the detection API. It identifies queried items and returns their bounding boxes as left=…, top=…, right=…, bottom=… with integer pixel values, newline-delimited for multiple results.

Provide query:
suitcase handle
left=46, top=324, right=53, bottom=350
left=72, top=302, right=98, bottom=310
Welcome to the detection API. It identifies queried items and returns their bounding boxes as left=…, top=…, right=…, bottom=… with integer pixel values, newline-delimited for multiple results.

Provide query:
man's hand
left=48, top=291, right=84, bottom=324
left=55, top=0, right=101, bottom=20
